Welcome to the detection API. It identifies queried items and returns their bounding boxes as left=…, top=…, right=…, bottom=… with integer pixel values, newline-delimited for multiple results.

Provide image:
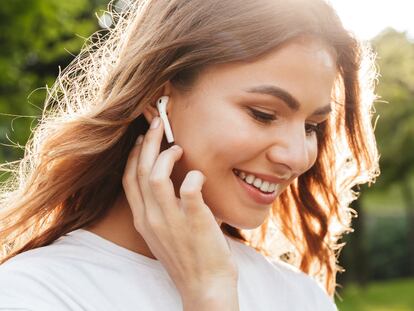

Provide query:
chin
left=222, top=214, right=268, bottom=230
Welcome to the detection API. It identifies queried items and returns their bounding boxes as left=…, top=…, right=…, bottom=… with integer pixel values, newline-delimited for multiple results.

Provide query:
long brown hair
left=0, top=0, right=378, bottom=296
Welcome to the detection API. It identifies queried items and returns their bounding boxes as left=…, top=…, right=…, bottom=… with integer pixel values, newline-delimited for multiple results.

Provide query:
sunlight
left=328, top=0, right=414, bottom=40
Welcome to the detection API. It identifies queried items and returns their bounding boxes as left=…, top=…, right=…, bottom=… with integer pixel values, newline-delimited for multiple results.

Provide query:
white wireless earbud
left=156, top=96, right=175, bottom=143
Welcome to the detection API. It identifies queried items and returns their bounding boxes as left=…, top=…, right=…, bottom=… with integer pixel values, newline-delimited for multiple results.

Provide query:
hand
left=122, top=116, right=238, bottom=298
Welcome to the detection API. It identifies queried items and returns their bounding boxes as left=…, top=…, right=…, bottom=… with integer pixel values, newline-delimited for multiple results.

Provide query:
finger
left=144, top=104, right=158, bottom=117
left=149, top=145, right=183, bottom=214
left=142, top=106, right=155, bottom=124
left=179, top=170, right=207, bottom=215
left=122, top=135, right=145, bottom=223
left=137, top=117, right=164, bottom=209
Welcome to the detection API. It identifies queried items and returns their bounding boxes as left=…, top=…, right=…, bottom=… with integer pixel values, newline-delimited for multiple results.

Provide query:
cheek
left=210, top=112, right=266, bottom=165
left=191, top=104, right=255, bottom=162
left=306, top=138, right=319, bottom=170
left=171, top=107, right=244, bottom=175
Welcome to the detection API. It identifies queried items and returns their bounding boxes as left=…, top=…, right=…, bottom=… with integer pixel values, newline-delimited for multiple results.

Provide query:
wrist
left=181, top=279, right=239, bottom=311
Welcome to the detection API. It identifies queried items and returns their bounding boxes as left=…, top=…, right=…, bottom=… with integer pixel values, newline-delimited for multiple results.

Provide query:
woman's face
left=166, top=39, right=337, bottom=229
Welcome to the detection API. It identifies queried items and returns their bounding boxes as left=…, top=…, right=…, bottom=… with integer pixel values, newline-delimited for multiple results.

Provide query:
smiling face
left=165, top=38, right=337, bottom=229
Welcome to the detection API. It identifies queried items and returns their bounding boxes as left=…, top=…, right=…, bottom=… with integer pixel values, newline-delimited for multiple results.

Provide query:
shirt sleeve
left=307, top=277, right=338, bottom=311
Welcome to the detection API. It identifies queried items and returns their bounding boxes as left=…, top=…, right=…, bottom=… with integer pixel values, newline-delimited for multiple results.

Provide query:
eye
left=248, top=108, right=277, bottom=124
left=305, top=122, right=323, bottom=136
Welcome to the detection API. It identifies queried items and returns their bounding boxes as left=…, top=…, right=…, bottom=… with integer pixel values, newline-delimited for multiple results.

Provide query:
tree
left=371, top=28, right=414, bottom=275
left=0, top=0, right=107, bottom=164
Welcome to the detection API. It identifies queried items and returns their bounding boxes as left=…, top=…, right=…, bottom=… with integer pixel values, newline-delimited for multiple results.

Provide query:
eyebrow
left=244, top=85, right=332, bottom=116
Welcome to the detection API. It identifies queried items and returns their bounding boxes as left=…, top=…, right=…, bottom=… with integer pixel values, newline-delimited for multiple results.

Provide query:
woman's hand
left=122, top=116, right=239, bottom=304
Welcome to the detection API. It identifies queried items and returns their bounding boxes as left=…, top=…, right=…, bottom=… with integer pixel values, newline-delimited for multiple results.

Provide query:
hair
left=0, top=0, right=378, bottom=297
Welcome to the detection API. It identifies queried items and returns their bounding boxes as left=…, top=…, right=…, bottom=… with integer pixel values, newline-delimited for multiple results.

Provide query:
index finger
left=137, top=117, right=165, bottom=208
left=122, top=135, right=145, bottom=221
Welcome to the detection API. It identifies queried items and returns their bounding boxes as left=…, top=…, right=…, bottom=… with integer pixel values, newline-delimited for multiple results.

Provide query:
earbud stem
left=156, top=96, right=175, bottom=143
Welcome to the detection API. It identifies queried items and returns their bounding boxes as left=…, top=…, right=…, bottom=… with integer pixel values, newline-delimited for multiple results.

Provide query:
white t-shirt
left=0, top=229, right=337, bottom=310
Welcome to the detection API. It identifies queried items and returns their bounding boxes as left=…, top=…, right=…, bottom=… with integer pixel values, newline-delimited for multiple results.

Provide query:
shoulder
left=1, top=234, right=89, bottom=274
left=0, top=238, right=90, bottom=310
left=226, top=236, right=337, bottom=310
left=268, top=258, right=337, bottom=310
left=0, top=254, right=58, bottom=310
left=0, top=230, right=106, bottom=283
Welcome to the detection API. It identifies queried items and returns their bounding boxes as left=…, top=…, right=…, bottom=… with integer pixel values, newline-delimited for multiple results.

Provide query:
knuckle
left=143, top=133, right=152, bottom=142
left=136, top=164, right=149, bottom=177
left=146, top=212, right=163, bottom=229
left=133, top=218, right=144, bottom=231
left=122, top=174, right=134, bottom=187
left=148, top=174, right=165, bottom=188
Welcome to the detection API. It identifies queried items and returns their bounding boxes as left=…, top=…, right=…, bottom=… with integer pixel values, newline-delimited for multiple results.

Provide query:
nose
left=265, top=124, right=313, bottom=177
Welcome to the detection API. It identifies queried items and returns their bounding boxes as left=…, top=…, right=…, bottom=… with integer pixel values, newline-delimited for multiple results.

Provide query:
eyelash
left=248, top=108, right=323, bottom=136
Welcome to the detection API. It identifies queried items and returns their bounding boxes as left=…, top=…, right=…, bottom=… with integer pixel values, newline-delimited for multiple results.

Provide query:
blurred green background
left=0, top=1, right=413, bottom=310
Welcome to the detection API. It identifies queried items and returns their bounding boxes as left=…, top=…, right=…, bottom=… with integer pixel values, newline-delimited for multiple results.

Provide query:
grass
left=335, top=278, right=414, bottom=311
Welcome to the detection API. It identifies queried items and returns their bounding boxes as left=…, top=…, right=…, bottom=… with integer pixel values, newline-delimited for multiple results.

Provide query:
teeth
left=253, top=178, right=262, bottom=188
left=234, top=169, right=278, bottom=193
left=245, top=174, right=255, bottom=184
left=260, top=181, right=269, bottom=192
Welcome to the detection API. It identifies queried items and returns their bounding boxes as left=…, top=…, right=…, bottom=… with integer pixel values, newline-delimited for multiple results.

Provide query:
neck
left=84, top=191, right=158, bottom=259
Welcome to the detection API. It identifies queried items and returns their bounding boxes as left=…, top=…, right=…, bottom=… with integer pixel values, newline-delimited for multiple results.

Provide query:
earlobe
left=142, top=104, right=159, bottom=124
left=142, top=81, right=173, bottom=124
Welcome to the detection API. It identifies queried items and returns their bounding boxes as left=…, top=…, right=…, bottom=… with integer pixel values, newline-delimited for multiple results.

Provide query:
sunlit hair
left=0, top=0, right=378, bottom=296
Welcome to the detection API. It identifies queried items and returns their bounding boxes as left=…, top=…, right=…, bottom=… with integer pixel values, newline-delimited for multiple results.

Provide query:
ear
left=142, top=104, right=159, bottom=125
left=143, top=82, right=173, bottom=124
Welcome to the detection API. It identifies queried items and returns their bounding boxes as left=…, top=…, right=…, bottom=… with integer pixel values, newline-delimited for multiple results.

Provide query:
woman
left=0, top=0, right=378, bottom=310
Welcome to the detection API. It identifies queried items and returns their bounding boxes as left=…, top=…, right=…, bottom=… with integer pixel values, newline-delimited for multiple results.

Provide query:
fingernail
left=135, top=135, right=144, bottom=145
left=171, top=145, right=182, bottom=151
left=150, top=117, right=160, bottom=129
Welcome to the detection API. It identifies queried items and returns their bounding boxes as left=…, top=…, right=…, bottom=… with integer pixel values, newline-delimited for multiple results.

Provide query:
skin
left=85, top=38, right=337, bottom=305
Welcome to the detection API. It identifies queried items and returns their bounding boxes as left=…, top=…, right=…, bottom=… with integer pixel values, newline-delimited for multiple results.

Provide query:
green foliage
left=336, top=278, right=414, bottom=311
left=0, top=0, right=107, bottom=162
left=365, top=215, right=410, bottom=279
left=371, top=29, right=414, bottom=185
left=339, top=184, right=412, bottom=283
left=338, top=30, right=414, bottom=285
